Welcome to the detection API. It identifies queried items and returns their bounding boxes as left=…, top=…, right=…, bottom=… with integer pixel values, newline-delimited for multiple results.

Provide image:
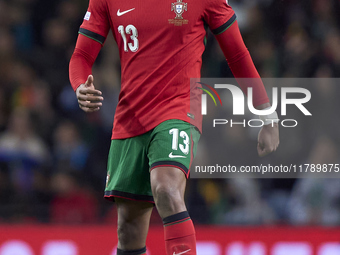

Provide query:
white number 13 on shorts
left=169, top=128, right=189, bottom=155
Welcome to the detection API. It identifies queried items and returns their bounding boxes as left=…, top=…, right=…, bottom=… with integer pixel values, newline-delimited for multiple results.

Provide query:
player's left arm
left=214, top=20, right=279, bottom=157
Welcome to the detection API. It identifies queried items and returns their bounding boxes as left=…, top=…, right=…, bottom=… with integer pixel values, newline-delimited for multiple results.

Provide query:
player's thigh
left=150, top=166, right=187, bottom=218
left=116, top=197, right=153, bottom=226
left=150, top=166, right=186, bottom=197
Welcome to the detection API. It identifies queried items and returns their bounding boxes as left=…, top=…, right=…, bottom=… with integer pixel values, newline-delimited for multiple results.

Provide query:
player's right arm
left=69, top=0, right=110, bottom=112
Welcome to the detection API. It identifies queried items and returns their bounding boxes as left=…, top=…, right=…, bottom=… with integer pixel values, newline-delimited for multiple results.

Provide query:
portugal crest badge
left=169, top=0, right=188, bottom=26
left=172, top=0, right=187, bottom=19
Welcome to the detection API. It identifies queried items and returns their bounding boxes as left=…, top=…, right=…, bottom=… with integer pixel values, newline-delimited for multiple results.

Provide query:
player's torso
left=104, top=0, right=207, bottom=138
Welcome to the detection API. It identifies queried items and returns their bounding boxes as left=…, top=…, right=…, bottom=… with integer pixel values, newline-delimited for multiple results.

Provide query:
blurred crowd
left=0, top=0, right=339, bottom=225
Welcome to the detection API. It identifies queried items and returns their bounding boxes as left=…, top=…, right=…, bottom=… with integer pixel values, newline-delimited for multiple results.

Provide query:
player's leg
left=103, top=135, right=155, bottom=255
left=151, top=167, right=196, bottom=255
left=148, top=120, right=200, bottom=255
left=151, top=167, right=186, bottom=218
left=115, top=198, right=153, bottom=254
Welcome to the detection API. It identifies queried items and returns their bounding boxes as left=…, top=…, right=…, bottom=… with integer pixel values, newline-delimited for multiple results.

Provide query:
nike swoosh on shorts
left=168, top=152, right=186, bottom=158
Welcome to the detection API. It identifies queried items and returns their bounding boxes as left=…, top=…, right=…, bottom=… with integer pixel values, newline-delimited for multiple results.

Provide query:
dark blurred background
left=0, top=0, right=339, bottom=225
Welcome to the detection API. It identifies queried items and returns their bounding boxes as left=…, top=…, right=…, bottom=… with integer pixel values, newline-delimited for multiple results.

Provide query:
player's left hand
left=257, top=123, right=279, bottom=157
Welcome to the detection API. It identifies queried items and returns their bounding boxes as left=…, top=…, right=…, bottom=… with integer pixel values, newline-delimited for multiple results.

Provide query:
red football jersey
left=79, top=0, right=236, bottom=139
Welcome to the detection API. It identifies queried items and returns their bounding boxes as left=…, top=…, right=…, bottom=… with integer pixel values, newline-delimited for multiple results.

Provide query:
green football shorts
left=104, top=119, right=200, bottom=203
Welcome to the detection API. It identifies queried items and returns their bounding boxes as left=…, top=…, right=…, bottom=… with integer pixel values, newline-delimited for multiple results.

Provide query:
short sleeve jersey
left=79, top=0, right=236, bottom=139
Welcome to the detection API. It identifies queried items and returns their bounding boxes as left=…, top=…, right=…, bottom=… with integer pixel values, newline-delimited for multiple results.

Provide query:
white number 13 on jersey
left=118, top=25, right=139, bottom=52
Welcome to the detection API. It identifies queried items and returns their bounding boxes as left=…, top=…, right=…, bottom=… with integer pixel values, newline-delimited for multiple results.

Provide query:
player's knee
left=153, top=183, right=183, bottom=213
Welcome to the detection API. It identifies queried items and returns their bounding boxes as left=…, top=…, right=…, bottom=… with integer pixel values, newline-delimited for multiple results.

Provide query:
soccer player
left=69, top=0, right=279, bottom=254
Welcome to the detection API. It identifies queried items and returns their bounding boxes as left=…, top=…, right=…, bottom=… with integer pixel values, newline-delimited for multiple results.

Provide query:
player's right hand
left=76, top=75, right=103, bottom=113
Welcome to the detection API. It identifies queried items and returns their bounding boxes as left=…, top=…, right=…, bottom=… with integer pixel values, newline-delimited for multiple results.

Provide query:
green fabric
left=105, top=119, right=200, bottom=200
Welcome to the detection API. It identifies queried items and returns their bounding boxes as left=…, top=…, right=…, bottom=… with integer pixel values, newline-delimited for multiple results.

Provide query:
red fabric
left=215, top=21, right=269, bottom=106
left=78, top=0, right=110, bottom=38
left=69, top=34, right=102, bottom=91
left=203, top=0, right=236, bottom=30
left=74, top=0, right=236, bottom=139
left=164, top=219, right=196, bottom=255
left=70, top=0, right=267, bottom=140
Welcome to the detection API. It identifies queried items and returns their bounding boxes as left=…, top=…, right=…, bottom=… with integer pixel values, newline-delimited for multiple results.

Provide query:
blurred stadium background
left=0, top=0, right=340, bottom=254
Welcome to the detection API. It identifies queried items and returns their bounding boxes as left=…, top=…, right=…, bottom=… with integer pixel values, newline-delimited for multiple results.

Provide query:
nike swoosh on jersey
left=117, top=8, right=135, bottom=16
left=169, top=152, right=186, bottom=159
left=173, top=249, right=191, bottom=255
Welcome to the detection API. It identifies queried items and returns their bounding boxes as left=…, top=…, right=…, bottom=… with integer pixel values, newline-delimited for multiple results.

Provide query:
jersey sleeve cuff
left=78, top=28, right=106, bottom=45
left=211, top=13, right=237, bottom=35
